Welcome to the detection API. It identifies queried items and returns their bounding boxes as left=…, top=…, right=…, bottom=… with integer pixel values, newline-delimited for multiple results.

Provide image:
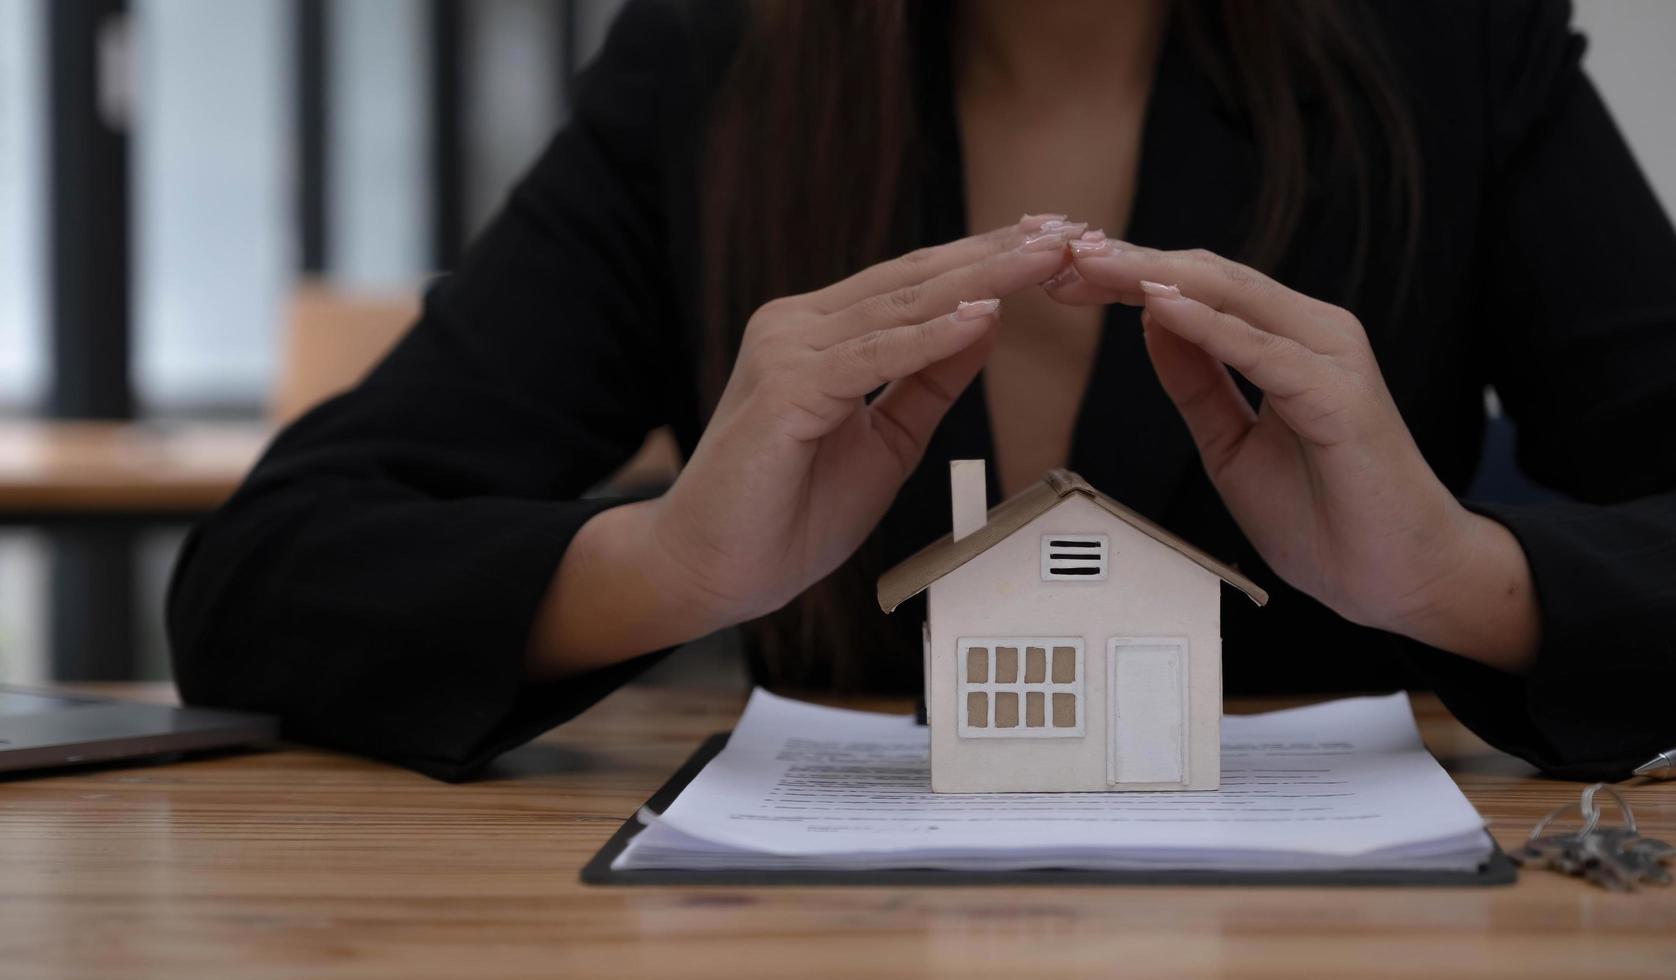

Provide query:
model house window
left=1040, top=534, right=1107, bottom=581
left=957, top=637, right=1084, bottom=738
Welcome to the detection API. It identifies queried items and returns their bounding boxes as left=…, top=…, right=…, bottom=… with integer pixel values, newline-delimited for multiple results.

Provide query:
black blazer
left=168, top=0, right=1676, bottom=781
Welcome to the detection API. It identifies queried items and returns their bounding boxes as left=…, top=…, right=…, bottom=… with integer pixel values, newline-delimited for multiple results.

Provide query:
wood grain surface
left=0, top=422, right=267, bottom=515
left=1, top=684, right=1671, bottom=979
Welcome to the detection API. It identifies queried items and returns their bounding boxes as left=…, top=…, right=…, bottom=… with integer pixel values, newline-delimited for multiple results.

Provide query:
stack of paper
left=612, top=690, right=1495, bottom=874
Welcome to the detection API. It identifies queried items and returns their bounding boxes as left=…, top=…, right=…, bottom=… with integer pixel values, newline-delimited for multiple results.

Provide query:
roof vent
left=1041, top=534, right=1108, bottom=581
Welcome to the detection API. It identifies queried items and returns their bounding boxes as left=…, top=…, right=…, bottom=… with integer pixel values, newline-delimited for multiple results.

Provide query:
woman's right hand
left=654, top=217, right=1083, bottom=622
left=528, top=216, right=1082, bottom=676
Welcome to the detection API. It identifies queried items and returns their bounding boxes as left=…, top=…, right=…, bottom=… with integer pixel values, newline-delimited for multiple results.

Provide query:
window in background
left=0, top=0, right=46, bottom=414
left=0, top=0, right=614, bottom=684
left=0, top=531, right=48, bottom=685
left=329, top=0, right=429, bottom=290
left=133, top=0, right=290, bottom=416
left=0, top=0, right=49, bottom=684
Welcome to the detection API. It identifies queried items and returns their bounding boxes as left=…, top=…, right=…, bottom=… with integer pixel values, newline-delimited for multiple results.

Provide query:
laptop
left=0, top=685, right=278, bottom=775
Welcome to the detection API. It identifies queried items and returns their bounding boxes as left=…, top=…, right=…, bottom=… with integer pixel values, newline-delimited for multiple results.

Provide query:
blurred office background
left=0, top=0, right=1673, bottom=686
left=0, top=0, right=633, bottom=685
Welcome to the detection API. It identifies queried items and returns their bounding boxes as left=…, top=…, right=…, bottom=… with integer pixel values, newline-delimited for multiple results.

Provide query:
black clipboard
left=581, top=733, right=1519, bottom=887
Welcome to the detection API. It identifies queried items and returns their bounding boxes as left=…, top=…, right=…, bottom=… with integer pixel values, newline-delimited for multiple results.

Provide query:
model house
left=877, top=460, right=1268, bottom=793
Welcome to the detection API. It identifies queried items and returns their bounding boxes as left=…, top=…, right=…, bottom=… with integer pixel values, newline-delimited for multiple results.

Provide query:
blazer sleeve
left=167, top=0, right=706, bottom=781
left=1403, top=0, right=1676, bottom=778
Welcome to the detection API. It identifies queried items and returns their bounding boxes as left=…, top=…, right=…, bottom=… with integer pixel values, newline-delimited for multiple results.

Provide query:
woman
left=169, top=0, right=1676, bottom=780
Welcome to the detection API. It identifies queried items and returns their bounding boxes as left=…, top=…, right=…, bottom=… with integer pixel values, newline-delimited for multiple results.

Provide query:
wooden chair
left=269, top=281, right=418, bottom=427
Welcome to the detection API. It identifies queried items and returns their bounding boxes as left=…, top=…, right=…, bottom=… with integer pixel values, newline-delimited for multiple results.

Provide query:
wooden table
left=1, top=685, right=1672, bottom=979
left=0, top=421, right=267, bottom=521
left=0, top=420, right=268, bottom=678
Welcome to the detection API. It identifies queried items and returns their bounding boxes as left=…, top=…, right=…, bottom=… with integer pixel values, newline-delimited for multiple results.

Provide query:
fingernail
left=1019, top=212, right=1067, bottom=230
left=1069, top=238, right=1114, bottom=257
left=1139, top=280, right=1181, bottom=299
left=1020, top=231, right=1071, bottom=252
left=1081, top=228, right=1106, bottom=242
left=1040, top=220, right=1088, bottom=238
left=1041, top=266, right=1081, bottom=290
left=955, top=298, right=1001, bottom=320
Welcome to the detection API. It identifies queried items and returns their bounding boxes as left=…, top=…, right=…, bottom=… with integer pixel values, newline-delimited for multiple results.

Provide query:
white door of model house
left=1106, top=637, right=1188, bottom=785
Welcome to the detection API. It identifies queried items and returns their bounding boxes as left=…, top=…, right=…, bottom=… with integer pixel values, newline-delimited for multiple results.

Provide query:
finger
left=821, top=299, right=1002, bottom=400
left=1039, top=235, right=1139, bottom=305
left=1060, top=242, right=1345, bottom=351
left=1138, top=282, right=1322, bottom=400
left=805, top=216, right=1078, bottom=315
left=1141, top=309, right=1255, bottom=479
left=831, top=232, right=1072, bottom=339
left=867, top=323, right=996, bottom=472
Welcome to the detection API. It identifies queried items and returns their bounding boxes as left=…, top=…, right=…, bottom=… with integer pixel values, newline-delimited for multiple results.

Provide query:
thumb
left=1142, top=312, right=1256, bottom=477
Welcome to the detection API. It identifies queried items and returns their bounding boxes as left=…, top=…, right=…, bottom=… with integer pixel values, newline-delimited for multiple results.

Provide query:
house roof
left=876, top=469, right=1269, bottom=613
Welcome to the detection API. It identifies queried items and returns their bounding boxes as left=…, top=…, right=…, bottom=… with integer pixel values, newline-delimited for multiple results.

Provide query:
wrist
left=640, top=493, right=760, bottom=629
left=1383, top=506, right=1541, bottom=673
left=526, top=498, right=739, bottom=679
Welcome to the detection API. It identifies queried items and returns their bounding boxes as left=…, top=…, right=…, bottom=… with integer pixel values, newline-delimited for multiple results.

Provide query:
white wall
left=1575, top=0, right=1676, bottom=218
left=576, top=0, right=628, bottom=73
left=466, top=0, right=567, bottom=237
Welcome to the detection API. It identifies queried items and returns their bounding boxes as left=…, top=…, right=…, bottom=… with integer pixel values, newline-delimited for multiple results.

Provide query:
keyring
left=1528, top=800, right=1591, bottom=842
left=1580, top=782, right=1637, bottom=836
left=1527, top=782, right=1638, bottom=843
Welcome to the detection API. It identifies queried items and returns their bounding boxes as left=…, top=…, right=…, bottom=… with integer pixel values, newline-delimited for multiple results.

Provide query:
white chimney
left=950, top=459, right=987, bottom=541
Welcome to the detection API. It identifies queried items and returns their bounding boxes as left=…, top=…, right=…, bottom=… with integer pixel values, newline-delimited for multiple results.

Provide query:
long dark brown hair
left=701, top=0, right=1421, bottom=691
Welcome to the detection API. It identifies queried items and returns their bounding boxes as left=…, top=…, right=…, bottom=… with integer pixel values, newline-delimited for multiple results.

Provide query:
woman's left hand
left=1043, top=240, right=1540, bottom=672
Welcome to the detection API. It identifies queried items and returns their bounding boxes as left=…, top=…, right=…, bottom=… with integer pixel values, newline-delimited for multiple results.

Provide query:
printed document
left=613, top=690, right=1493, bottom=872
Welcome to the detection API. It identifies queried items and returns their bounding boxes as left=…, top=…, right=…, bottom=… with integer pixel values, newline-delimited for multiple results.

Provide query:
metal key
left=1582, top=784, right=1676, bottom=889
left=1581, top=834, right=1639, bottom=892
left=1512, top=789, right=1610, bottom=871
left=1514, top=783, right=1675, bottom=892
left=1591, top=827, right=1675, bottom=887
left=1512, top=831, right=1589, bottom=870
